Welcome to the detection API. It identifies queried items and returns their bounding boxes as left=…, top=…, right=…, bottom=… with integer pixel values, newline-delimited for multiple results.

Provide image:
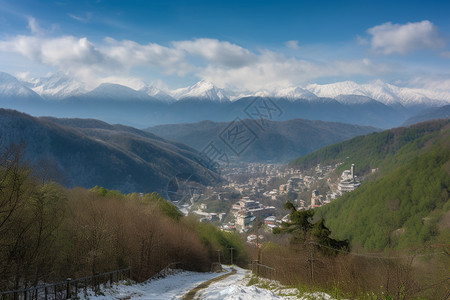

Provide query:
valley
left=1, top=1, right=449, bottom=298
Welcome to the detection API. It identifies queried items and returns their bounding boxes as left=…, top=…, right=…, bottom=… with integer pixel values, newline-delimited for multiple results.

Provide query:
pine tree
left=274, top=201, right=349, bottom=256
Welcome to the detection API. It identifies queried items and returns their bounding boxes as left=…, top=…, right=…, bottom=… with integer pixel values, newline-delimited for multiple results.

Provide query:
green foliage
left=192, top=220, right=248, bottom=266
left=311, top=218, right=350, bottom=255
left=203, top=199, right=232, bottom=213
left=313, top=122, right=450, bottom=250
left=274, top=201, right=349, bottom=255
left=90, top=187, right=183, bottom=221
left=90, top=186, right=123, bottom=198
left=141, top=192, right=183, bottom=221
left=290, top=119, right=450, bottom=175
left=247, top=275, right=259, bottom=286
left=273, top=202, right=315, bottom=243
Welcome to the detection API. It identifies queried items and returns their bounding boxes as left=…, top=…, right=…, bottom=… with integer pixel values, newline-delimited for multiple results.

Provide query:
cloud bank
left=0, top=18, right=446, bottom=91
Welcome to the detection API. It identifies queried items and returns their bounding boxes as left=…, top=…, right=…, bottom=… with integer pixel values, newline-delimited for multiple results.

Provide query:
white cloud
left=356, top=35, right=368, bottom=46
left=14, top=71, right=31, bottom=81
left=407, top=75, right=450, bottom=92
left=27, top=16, right=46, bottom=35
left=103, top=38, right=189, bottom=75
left=173, top=38, right=256, bottom=68
left=0, top=18, right=413, bottom=92
left=0, top=34, right=190, bottom=84
left=367, top=20, right=445, bottom=55
left=0, top=35, right=116, bottom=76
left=285, top=40, right=299, bottom=50
left=197, top=51, right=391, bottom=91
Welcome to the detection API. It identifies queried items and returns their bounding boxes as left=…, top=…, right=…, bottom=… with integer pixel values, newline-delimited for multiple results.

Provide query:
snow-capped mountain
left=140, top=85, right=175, bottom=103
left=2, top=71, right=450, bottom=108
left=242, top=86, right=318, bottom=101
left=306, top=80, right=450, bottom=107
left=271, top=86, right=318, bottom=101
left=170, top=80, right=231, bottom=102
left=83, top=83, right=156, bottom=101
left=0, top=72, right=42, bottom=99
left=21, top=73, right=87, bottom=99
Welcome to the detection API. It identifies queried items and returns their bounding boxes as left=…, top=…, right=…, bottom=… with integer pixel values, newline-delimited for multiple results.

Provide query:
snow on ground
left=196, top=267, right=332, bottom=300
left=195, top=266, right=296, bottom=300
left=78, top=269, right=224, bottom=299
left=77, top=266, right=333, bottom=300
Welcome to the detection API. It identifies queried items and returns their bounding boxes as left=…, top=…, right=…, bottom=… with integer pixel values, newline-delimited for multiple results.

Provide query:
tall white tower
left=351, top=164, right=355, bottom=178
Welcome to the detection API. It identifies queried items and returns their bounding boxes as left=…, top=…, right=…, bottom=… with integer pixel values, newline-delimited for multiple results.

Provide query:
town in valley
left=169, top=161, right=366, bottom=241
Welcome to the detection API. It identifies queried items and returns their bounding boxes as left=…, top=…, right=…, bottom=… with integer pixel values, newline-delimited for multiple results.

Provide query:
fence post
left=44, top=287, right=48, bottom=300
left=66, top=278, right=71, bottom=299
left=94, top=273, right=99, bottom=294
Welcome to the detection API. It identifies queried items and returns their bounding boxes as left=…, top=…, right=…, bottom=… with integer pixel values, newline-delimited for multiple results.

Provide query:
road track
left=182, top=267, right=237, bottom=299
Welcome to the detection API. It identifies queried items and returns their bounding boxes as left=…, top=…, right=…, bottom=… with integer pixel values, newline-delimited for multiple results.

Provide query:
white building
left=338, top=164, right=361, bottom=193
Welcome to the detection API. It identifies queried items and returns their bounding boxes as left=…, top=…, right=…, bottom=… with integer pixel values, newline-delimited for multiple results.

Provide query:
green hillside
left=290, top=120, right=450, bottom=250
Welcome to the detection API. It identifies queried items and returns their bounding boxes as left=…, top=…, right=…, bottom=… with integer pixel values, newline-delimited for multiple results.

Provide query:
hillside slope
left=147, top=119, right=379, bottom=162
left=402, top=104, right=450, bottom=126
left=290, top=120, right=450, bottom=250
left=0, top=109, right=216, bottom=194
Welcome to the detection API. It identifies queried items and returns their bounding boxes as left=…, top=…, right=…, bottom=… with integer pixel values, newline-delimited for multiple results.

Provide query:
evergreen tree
left=274, top=201, right=349, bottom=256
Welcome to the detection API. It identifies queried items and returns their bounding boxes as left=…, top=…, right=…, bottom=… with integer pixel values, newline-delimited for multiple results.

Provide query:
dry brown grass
left=247, top=242, right=450, bottom=299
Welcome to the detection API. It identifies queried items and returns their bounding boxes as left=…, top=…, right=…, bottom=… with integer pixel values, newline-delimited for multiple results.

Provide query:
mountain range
left=402, top=104, right=450, bottom=126
left=0, top=109, right=217, bottom=194
left=146, top=119, right=379, bottom=162
left=9, top=72, right=450, bottom=106
left=1, top=71, right=449, bottom=128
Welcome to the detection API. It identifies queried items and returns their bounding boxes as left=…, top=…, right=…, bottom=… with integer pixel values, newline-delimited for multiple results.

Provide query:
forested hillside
left=0, top=109, right=216, bottom=194
left=290, top=120, right=450, bottom=250
left=147, top=118, right=379, bottom=162
left=0, top=145, right=246, bottom=290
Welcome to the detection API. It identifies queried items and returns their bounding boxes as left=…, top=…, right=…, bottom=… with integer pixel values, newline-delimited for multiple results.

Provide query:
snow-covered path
left=194, top=267, right=298, bottom=300
left=79, top=266, right=332, bottom=299
left=79, top=270, right=225, bottom=299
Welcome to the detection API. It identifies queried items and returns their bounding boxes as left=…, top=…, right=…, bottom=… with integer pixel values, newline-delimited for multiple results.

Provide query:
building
left=338, top=164, right=361, bottom=193
left=236, top=211, right=256, bottom=230
left=249, top=206, right=276, bottom=218
left=264, top=216, right=277, bottom=226
left=311, top=190, right=323, bottom=208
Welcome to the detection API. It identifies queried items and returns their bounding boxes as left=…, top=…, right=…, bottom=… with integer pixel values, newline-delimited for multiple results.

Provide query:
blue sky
left=0, top=0, right=449, bottom=91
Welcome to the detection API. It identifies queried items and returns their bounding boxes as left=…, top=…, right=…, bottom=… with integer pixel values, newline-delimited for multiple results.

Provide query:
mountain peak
left=193, top=79, right=215, bottom=89
left=84, top=83, right=154, bottom=101
left=140, top=85, right=175, bottom=103
left=273, top=86, right=318, bottom=101
left=306, top=81, right=366, bottom=98
left=0, top=72, right=21, bottom=84
left=171, top=80, right=230, bottom=102
left=21, top=73, right=87, bottom=99
left=0, top=72, right=41, bottom=99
